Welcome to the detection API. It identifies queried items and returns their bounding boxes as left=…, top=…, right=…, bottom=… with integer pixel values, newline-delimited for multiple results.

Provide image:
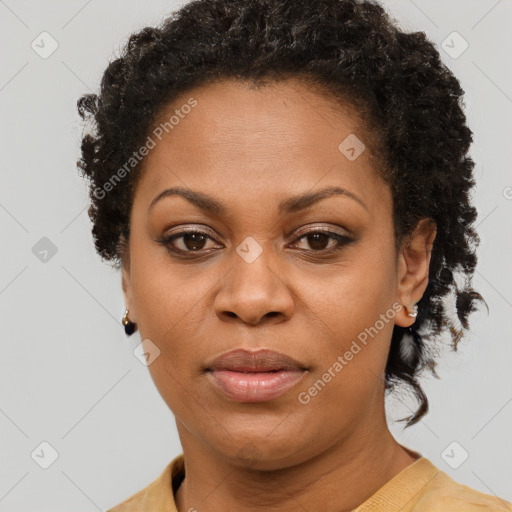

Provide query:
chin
left=205, top=428, right=313, bottom=472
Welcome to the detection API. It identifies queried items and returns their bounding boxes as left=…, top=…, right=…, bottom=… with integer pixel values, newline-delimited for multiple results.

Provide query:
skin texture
left=121, top=78, right=436, bottom=512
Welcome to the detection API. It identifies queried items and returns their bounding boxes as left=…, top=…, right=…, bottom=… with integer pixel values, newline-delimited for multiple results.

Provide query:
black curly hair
left=76, top=0, right=487, bottom=427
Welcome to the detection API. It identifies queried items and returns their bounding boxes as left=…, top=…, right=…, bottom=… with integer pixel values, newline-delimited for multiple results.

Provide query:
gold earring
left=122, top=309, right=136, bottom=336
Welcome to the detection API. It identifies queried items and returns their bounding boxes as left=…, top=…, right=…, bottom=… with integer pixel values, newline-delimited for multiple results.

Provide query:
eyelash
left=156, top=227, right=353, bottom=257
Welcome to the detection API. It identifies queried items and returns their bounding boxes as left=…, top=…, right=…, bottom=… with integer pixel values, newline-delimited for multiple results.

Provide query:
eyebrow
left=148, top=185, right=368, bottom=215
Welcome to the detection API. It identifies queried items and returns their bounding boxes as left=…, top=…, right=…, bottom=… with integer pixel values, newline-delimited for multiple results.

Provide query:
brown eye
left=158, top=229, right=220, bottom=254
left=179, top=232, right=208, bottom=251
left=291, top=229, right=352, bottom=253
left=303, top=232, right=331, bottom=251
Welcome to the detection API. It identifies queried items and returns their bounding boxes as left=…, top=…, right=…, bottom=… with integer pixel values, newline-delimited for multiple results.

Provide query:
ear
left=395, top=218, right=437, bottom=327
left=120, top=234, right=136, bottom=323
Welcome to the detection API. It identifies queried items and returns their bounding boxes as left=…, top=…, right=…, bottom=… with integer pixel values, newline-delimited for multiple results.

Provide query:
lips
left=206, top=348, right=307, bottom=373
left=205, top=348, right=308, bottom=402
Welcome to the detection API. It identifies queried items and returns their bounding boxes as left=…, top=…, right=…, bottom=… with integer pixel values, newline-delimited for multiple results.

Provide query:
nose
left=213, top=246, right=295, bottom=326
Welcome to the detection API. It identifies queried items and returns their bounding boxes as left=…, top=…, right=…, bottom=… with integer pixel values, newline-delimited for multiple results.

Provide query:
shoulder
left=105, top=455, right=183, bottom=512
left=106, top=476, right=161, bottom=512
left=105, top=466, right=169, bottom=512
left=411, top=459, right=512, bottom=512
left=355, top=457, right=511, bottom=512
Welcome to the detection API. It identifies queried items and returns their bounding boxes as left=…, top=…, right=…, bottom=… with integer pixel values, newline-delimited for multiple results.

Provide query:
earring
left=122, top=309, right=136, bottom=336
left=407, top=303, right=418, bottom=319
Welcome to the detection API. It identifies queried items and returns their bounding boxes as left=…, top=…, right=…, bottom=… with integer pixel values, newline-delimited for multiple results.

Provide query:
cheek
left=130, top=244, right=208, bottom=339
left=129, top=251, right=227, bottom=389
left=298, top=248, right=397, bottom=393
left=304, top=246, right=397, bottom=346
left=297, top=286, right=394, bottom=426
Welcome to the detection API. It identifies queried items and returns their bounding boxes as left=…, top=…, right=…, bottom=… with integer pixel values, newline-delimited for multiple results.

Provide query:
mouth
left=205, top=348, right=308, bottom=403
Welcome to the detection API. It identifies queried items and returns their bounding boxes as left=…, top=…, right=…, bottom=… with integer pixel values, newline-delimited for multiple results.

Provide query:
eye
left=157, top=229, right=221, bottom=254
left=157, top=226, right=354, bottom=257
left=289, top=228, right=353, bottom=253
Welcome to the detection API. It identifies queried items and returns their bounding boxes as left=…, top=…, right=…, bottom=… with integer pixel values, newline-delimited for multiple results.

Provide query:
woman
left=76, top=0, right=511, bottom=510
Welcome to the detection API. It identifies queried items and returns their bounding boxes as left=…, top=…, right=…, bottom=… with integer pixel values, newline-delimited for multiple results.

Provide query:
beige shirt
left=106, top=453, right=512, bottom=511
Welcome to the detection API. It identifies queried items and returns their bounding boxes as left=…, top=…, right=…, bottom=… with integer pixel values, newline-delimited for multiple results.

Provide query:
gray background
left=1, top=0, right=511, bottom=510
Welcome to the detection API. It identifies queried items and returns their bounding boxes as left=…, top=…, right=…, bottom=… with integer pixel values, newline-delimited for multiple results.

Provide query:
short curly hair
left=76, top=0, right=487, bottom=426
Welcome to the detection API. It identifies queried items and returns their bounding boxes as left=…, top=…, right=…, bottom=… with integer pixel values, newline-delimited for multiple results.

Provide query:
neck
left=174, top=417, right=418, bottom=512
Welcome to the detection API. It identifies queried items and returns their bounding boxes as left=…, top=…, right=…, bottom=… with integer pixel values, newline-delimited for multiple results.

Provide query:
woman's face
left=122, top=78, right=426, bottom=469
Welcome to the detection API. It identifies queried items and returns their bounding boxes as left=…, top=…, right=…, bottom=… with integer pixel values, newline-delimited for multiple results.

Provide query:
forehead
left=151, top=77, right=364, bottom=155
left=134, top=77, right=388, bottom=217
